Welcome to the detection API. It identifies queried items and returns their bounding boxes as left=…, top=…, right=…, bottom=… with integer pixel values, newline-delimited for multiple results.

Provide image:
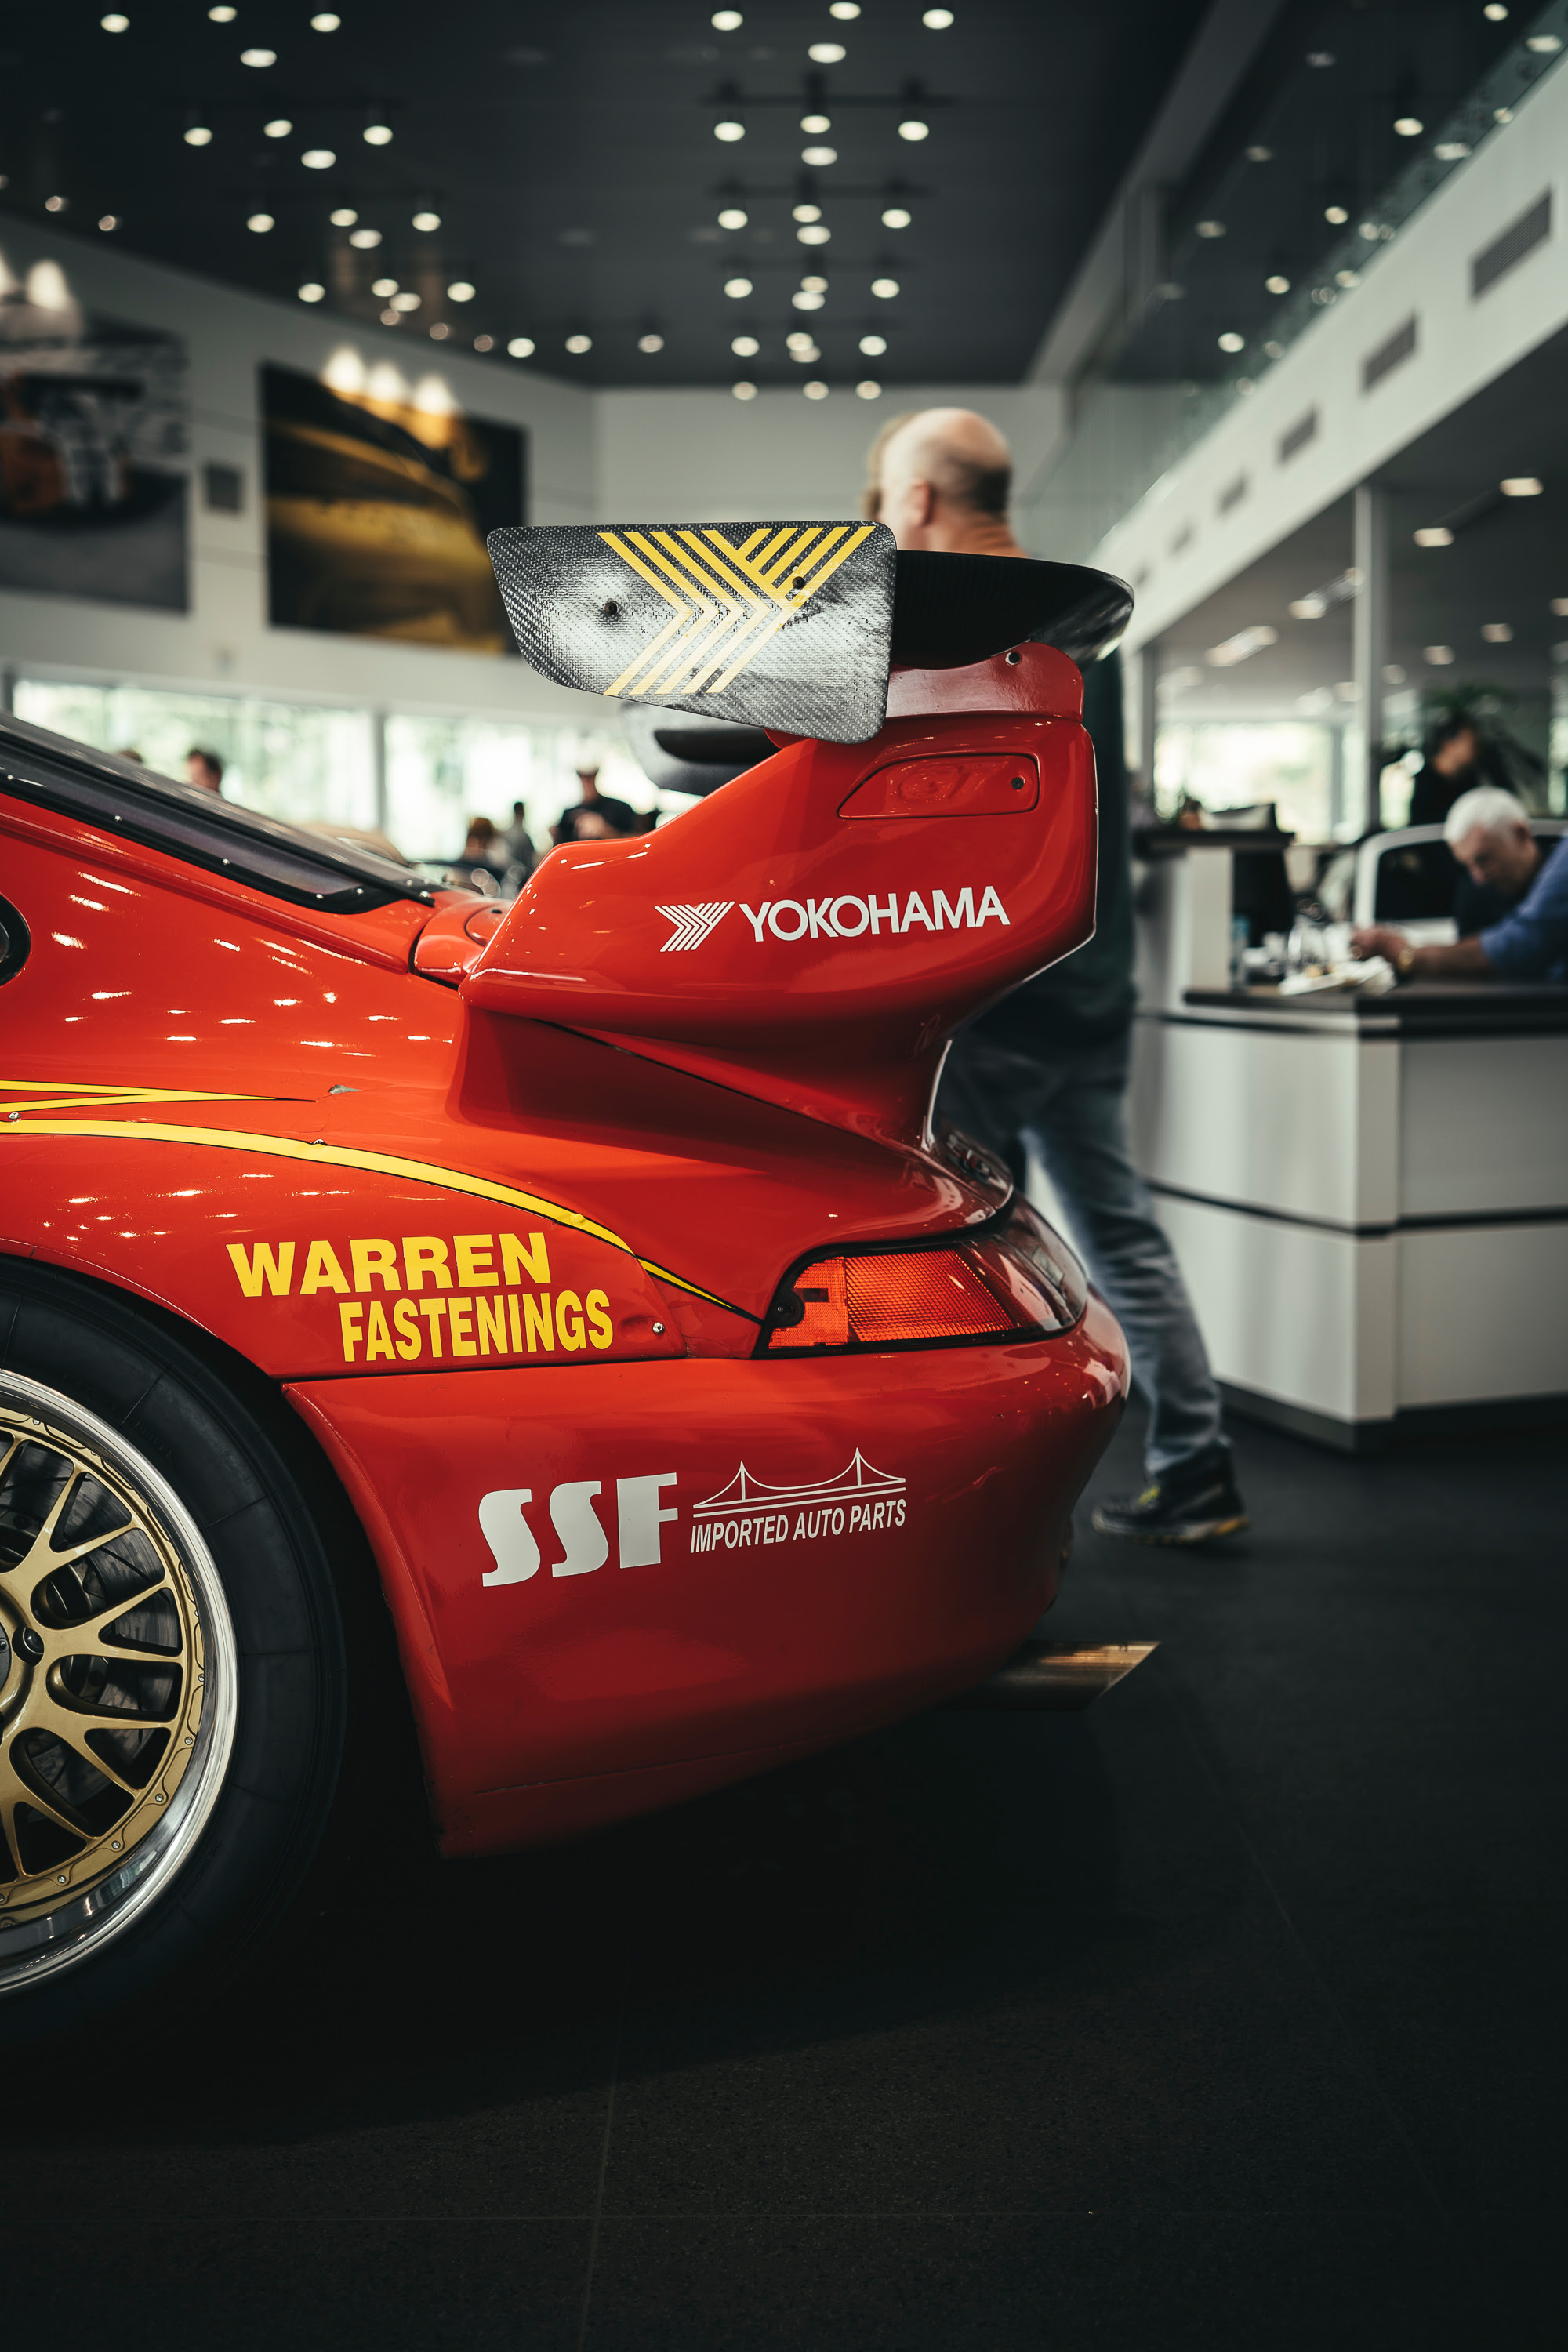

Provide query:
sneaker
left=1091, top=1448, right=1249, bottom=1545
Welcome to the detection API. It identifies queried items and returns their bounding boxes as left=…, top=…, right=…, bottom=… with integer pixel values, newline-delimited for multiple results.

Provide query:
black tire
left=0, top=1259, right=350, bottom=2047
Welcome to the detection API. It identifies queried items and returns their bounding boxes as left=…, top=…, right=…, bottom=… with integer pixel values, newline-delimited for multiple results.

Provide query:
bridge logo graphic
left=692, top=1448, right=905, bottom=1523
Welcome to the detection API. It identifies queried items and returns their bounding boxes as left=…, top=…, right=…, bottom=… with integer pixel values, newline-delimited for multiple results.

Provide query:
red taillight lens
left=763, top=1203, right=1087, bottom=1356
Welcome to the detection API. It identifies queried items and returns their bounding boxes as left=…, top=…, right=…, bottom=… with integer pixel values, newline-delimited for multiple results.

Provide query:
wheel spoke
left=0, top=1736, right=89, bottom=1857
left=74, top=1577, right=173, bottom=1660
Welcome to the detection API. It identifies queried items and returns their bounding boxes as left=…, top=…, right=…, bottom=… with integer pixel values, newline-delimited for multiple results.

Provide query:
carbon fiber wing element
left=488, top=521, right=895, bottom=743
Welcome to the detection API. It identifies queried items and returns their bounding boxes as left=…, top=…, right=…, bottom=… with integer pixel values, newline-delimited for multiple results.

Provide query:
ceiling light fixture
left=43, top=194, right=68, bottom=212
left=1481, top=622, right=1513, bottom=641
left=1335, top=268, right=1359, bottom=288
left=379, top=308, right=401, bottom=327
left=1246, top=144, right=1272, bottom=162
left=1425, top=644, right=1455, bottom=664
left=349, top=227, right=381, bottom=247
left=364, top=122, right=394, bottom=146
left=302, top=148, right=336, bottom=169
left=1206, top=625, right=1279, bottom=668
left=856, top=379, right=881, bottom=399
left=804, top=380, right=829, bottom=398
left=447, top=281, right=475, bottom=302
left=1265, top=274, right=1290, bottom=294
left=1551, top=598, right=1568, bottom=617
left=1414, top=527, right=1454, bottom=547
left=247, top=211, right=274, bottom=233
left=241, top=48, right=275, bottom=68
left=871, top=275, right=899, bottom=297
left=801, top=113, right=831, bottom=133
left=832, top=2, right=861, bottom=16
left=1484, top=4, right=1508, bottom=18
left=101, top=13, right=129, bottom=30
left=786, top=331, right=815, bottom=352
left=565, top=333, right=593, bottom=354
left=898, top=119, right=929, bottom=141
left=798, top=224, right=831, bottom=245
left=882, top=206, right=911, bottom=229
left=732, top=379, right=758, bottom=400
left=715, top=118, right=746, bottom=142
left=1307, top=50, right=1335, bottom=67
left=1526, top=33, right=1563, bottom=52
left=184, top=124, right=213, bottom=147
left=792, top=290, right=824, bottom=310
left=809, top=44, right=846, bottom=64
left=801, top=275, right=828, bottom=292
left=1501, top=476, right=1544, bottom=495
left=1289, top=595, right=1328, bottom=619
left=429, top=321, right=450, bottom=339
left=331, top=207, right=358, bottom=226
left=209, top=6, right=235, bottom=19
left=637, top=332, right=664, bottom=353
left=508, top=336, right=535, bottom=358
left=1435, top=141, right=1472, bottom=161
left=311, top=11, right=342, bottom=27
left=298, top=282, right=325, bottom=302
left=712, top=9, right=743, bottom=28
left=1325, top=203, right=1349, bottom=224
left=731, top=334, right=759, bottom=356
left=802, top=144, right=837, bottom=165
left=858, top=332, right=886, bottom=355
left=412, top=211, right=441, bottom=231
left=1218, top=331, right=1244, bottom=352
left=1393, top=114, right=1423, bottom=136
left=924, top=8, right=955, bottom=25
left=718, top=206, right=748, bottom=228
left=371, top=276, right=398, bottom=297
left=392, top=292, right=421, bottom=312
left=99, top=214, right=120, bottom=230
left=793, top=202, right=822, bottom=223
left=1263, top=339, right=1284, bottom=358
left=1196, top=219, right=1225, bottom=238
left=474, top=334, right=494, bottom=351
left=724, top=274, right=753, bottom=297
left=264, top=118, right=292, bottom=138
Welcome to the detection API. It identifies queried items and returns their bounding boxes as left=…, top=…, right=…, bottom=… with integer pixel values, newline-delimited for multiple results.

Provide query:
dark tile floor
left=15, top=1406, right=1564, bottom=2350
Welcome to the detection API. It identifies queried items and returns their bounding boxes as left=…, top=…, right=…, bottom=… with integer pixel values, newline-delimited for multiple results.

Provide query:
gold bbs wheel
left=0, top=1373, right=237, bottom=1994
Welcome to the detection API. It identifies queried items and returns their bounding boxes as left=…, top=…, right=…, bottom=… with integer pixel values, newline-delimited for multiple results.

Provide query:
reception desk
left=1123, top=840, right=1568, bottom=1450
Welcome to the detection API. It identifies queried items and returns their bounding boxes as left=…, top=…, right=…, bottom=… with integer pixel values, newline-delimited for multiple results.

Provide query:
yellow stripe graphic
left=2, top=1117, right=744, bottom=1315
left=594, top=521, right=873, bottom=699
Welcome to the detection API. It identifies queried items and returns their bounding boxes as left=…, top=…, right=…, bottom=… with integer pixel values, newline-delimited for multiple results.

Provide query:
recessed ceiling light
left=1307, top=50, right=1335, bottom=67
left=241, top=49, right=275, bottom=68
left=809, top=44, right=846, bottom=64
left=247, top=211, right=274, bottom=233
left=724, top=275, right=753, bottom=297
left=1289, top=596, right=1328, bottom=619
left=801, top=275, right=828, bottom=292
left=793, top=203, right=822, bottom=223
left=858, top=332, right=886, bottom=355
left=98, top=213, right=120, bottom=230
left=1434, top=141, right=1471, bottom=161
left=371, top=276, right=398, bottom=297
left=792, top=289, right=824, bottom=310
left=429, top=321, right=450, bottom=339
left=1484, top=5, right=1508, bottom=18
left=330, top=207, right=358, bottom=227
left=474, top=334, right=494, bottom=351
left=1246, top=144, right=1272, bottom=162
left=379, top=307, right=401, bottom=326
left=209, top=6, right=235, bottom=19
left=1494, top=105, right=1514, bottom=122
left=1196, top=220, right=1225, bottom=238
left=804, top=380, right=829, bottom=398
left=364, top=122, right=393, bottom=145
left=392, top=292, right=421, bottom=312
left=1265, top=273, right=1290, bottom=294
left=801, top=113, right=831, bottom=134
left=101, top=13, right=129, bottom=31
left=1526, top=33, right=1562, bottom=52
left=349, top=227, right=381, bottom=248
left=802, top=144, right=837, bottom=165
left=1206, top=625, right=1278, bottom=668
left=798, top=224, right=831, bottom=245
left=715, top=118, right=746, bottom=142
left=831, top=3, right=861, bottom=17
left=44, top=194, right=68, bottom=212
left=638, top=332, right=664, bottom=353
left=1393, top=115, right=1423, bottom=136
left=184, top=125, right=214, bottom=146
left=882, top=206, right=912, bottom=229
left=265, top=118, right=292, bottom=138
left=712, top=9, right=743, bottom=28
left=731, top=334, right=760, bottom=356
left=786, top=332, right=818, bottom=354
left=924, top=8, right=955, bottom=24
left=717, top=211, right=750, bottom=235
left=1481, top=622, right=1513, bottom=641
left=855, top=379, right=881, bottom=399
left=1414, top=527, right=1454, bottom=546
left=311, top=12, right=342, bottom=28
left=898, top=119, right=929, bottom=141
left=565, top=333, right=593, bottom=354
left=1551, top=597, right=1568, bottom=617
left=732, top=379, right=758, bottom=400
left=507, top=336, right=535, bottom=358
left=298, top=282, right=325, bottom=303
left=1263, top=339, right=1283, bottom=358
left=302, top=148, right=336, bottom=169
left=1501, top=476, right=1544, bottom=495
left=412, top=211, right=441, bottom=232
left=871, top=276, right=899, bottom=298
left=447, top=281, right=475, bottom=302
left=1335, top=267, right=1359, bottom=287
left=1218, top=331, right=1244, bottom=352
left=1424, top=644, right=1455, bottom=664
left=1325, top=203, right=1349, bottom=223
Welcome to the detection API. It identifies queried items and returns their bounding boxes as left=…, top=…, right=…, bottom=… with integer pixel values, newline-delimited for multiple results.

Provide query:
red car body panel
left=0, top=643, right=1130, bottom=1857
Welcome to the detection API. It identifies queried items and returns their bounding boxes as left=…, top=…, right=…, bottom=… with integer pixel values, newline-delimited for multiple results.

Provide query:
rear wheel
left=0, top=1263, right=348, bottom=2045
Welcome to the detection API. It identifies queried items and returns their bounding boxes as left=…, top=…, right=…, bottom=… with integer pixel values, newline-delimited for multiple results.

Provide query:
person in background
left=864, top=406, right=1247, bottom=1545
left=504, top=798, right=537, bottom=880
left=1407, top=714, right=1479, bottom=828
left=446, top=817, right=510, bottom=891
left=1354, top=785, right=1568, bottom=982
left=187, top=749, right=224, bottom=795
left=552, top=764, right=640, bottom=843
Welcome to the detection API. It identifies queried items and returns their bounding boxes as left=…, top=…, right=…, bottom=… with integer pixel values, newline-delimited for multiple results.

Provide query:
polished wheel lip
left=0, top=1370, right=239, bottom=1999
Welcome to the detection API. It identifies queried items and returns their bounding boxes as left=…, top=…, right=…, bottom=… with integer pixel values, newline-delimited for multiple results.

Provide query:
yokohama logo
left=657, top=902, right=734, bottom=951
left=656, top=888, right=1009, bottom=951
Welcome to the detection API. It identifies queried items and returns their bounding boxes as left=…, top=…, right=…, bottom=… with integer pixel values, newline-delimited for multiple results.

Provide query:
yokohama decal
left=658, top=901, right=734, bottom=951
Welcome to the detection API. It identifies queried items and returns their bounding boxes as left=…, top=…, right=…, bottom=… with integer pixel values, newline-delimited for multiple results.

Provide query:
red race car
left=0, top=523, right=1131, bottom=2042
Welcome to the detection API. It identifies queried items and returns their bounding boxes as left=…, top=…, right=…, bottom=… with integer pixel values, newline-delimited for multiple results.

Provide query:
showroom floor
left=15, top=1404, right=1563, bottom=2350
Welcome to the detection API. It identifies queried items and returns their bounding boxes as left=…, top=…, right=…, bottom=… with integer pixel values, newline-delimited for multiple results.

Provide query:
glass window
left=1154, top=721, right=1334, bottom=840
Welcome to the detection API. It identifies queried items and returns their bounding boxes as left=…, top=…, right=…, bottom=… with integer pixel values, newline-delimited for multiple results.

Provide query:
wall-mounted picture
left=0, top=258, right=189, bottom=612
left=262, top=359, right=526, bottom=652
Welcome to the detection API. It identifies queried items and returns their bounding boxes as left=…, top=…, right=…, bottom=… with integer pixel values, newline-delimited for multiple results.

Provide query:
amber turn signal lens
left=764, top=1204, right=1085, bottom=1357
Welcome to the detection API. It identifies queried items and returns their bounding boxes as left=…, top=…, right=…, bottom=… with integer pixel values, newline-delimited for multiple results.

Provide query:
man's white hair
left=1443, top=783, right=1529, bottom=844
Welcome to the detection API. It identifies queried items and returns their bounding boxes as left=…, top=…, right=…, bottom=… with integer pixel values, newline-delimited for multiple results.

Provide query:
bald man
left=865, top=409, right=1246, bottom=1545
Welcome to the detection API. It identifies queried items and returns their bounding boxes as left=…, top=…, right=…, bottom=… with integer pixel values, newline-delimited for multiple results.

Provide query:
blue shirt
left=1479, top=835, right=1568, bottom=982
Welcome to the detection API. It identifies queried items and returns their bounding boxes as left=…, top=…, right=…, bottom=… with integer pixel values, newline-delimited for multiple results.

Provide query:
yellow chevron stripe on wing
left=598, top=530, right=702, bottom=698
left=594, top=521, right=876, bottom=701
left=681, top=528, right=811, bottom=691
left=641, top=532, right=745, bottom=693
left=708, top=524, right=873, bottom=692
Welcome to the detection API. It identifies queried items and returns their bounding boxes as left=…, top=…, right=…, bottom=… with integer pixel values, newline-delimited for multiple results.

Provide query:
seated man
left=1353, top=786, right=1568, bottom=982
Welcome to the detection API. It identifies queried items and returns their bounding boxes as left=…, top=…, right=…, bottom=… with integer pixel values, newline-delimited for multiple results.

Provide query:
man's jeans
left=939, top=1027, right=1226, bottom=1479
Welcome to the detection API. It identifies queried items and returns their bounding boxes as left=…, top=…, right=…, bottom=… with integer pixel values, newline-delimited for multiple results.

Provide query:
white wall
left=1090, top=55, right=1568, bottom=652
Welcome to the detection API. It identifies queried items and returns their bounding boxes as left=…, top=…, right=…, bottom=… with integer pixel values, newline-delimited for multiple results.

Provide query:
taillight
left=761, top=1200, right=1086, bottom=1357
